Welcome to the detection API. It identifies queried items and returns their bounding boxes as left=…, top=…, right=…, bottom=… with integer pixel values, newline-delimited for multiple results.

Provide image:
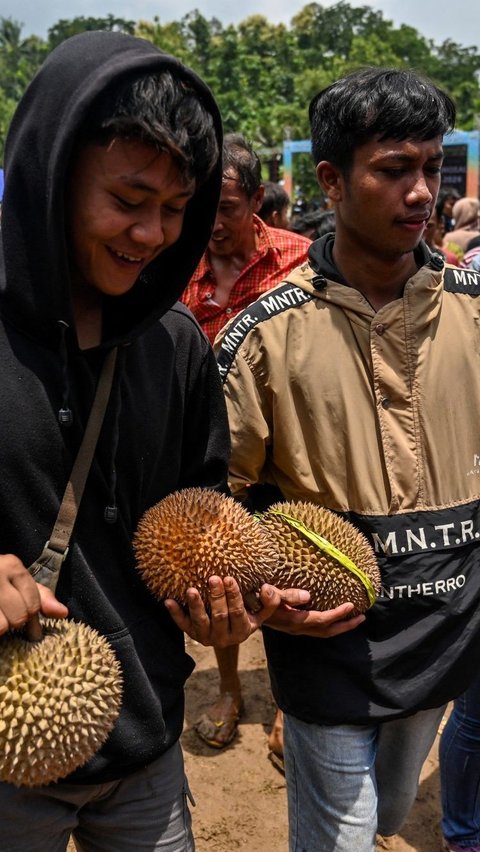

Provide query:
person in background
left=440, top=669, right=480, bottom=852
left=437, top=185, right=460, bottom=232
left=290, top=208, right=336, bottom=240
left=0, top=31, right=306, bottom=850
left=216, top=67, right=480, bottom=851
left=461, top=235, right=480, bottom=272
left=181, top=135, right=310, bottom=753
left=424, top=206, right=459, bottom=265
left=182, top=133, right=310, bottom=345
left=258, top=180, right=291, bottom=229
left=444, top=196, right=480, bottom=257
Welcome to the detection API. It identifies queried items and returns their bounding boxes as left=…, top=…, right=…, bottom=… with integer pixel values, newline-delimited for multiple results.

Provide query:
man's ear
left=252, top=185, right=265, bottom=214
left=316, top=161, right=343, bottom=203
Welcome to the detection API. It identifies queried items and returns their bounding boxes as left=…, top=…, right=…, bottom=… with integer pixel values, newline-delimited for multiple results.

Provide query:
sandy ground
left=182, top=630, right=446, bottom=852
left=67, top=629, right=446, bottom=852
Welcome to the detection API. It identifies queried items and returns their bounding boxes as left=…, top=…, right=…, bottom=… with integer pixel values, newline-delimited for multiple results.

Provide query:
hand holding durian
left=0, top=554, right=122, bottom=787
left=134, top=487, right=381, bottom=624
left=0, top=486, right=380, bottom=789
left=134, top=488, right=312, bottom=646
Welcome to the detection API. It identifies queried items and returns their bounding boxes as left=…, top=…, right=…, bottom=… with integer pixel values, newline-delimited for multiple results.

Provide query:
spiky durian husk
left=134, top=487, right=279, bottom=605
left=0, top=619, right=123, bottom=787
left=259, top=501, right=381, bottom=613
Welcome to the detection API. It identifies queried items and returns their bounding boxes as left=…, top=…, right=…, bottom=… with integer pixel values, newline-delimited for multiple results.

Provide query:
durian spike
left=133, top=487, right=279, bottom=607
left=259, top=500, right=381, bottom=614
left=25, top=614, right=43, bottom=643
left=0, top=618, right=123, bottom=787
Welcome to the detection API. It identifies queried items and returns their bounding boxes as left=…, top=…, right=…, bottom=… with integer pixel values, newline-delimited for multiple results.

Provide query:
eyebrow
left=376, top=150, right=444, bottom=163
left=120, top=176, right=195, bottom=197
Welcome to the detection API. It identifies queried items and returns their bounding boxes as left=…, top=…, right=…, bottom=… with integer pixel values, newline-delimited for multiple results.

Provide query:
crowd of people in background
left=2, top=34, right=480, bottom=852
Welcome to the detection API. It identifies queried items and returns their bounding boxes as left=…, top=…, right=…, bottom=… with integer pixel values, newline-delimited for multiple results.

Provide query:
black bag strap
left=29, top=347, right=118, bottom=592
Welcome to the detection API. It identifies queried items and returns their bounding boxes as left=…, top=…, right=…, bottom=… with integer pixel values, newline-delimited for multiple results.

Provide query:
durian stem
left=26, top=613, right=43, bottom=643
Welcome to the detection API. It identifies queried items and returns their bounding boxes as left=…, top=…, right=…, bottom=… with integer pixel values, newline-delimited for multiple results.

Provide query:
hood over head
left=0, top=31, right=223, bottom=348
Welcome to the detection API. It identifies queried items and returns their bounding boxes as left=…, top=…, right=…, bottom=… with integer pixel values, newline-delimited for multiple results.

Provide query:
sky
left=2, top=0, right=480, bottom=49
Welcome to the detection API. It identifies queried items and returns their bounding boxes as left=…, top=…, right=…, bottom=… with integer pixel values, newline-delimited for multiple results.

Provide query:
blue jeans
left=0, top=741, right=194, bottom=851
left=284, top=705, right=446, bottom=852
left=441, top=670, right=480, bottom=847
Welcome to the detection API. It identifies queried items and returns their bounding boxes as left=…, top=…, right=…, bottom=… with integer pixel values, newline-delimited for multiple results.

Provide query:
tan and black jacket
left=216, top=235, right=480, bottom=723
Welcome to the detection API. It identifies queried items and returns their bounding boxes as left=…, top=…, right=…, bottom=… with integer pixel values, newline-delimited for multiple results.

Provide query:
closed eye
left=113, top=194, right=141, bottom=210
left=163, top=204, right=188, bottom=216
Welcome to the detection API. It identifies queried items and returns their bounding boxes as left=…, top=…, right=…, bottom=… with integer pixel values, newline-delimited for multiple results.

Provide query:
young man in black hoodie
left=0, top=31, right=312, bottom=851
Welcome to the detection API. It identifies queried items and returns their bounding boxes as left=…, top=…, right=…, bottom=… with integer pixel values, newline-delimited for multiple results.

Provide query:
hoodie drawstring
left=104, top=344, right=127, bottom=524
left=57, top=320, right=73, bottom=426
left=57, top=320, right=126, bottom=523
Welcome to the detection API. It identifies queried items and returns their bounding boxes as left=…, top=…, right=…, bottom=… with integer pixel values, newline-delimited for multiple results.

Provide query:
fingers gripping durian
left=258, top=501, right=381, bottom=614
left=133, top=487, right=279, bottom=606
left=0, top=618, right=123, bottom=787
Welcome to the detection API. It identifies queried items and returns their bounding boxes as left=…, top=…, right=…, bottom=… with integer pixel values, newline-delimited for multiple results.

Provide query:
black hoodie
left=0, top=31, right=229, bottom=783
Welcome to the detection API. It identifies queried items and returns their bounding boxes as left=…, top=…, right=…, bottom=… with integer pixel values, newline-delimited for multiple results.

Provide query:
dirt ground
left=67, top=630, right=446, bottom=852
left=182, top=630, right=447, bottom=852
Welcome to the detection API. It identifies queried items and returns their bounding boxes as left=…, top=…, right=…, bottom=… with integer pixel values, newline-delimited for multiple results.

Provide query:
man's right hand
left=0, top=553, right=68, bottom=636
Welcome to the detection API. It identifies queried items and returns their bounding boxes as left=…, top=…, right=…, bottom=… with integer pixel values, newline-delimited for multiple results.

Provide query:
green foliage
left=0, top=18, right=48, bottom=160
left=1, top=4, right=480, bottom=198
left=47, top=15, right=135, bottom=49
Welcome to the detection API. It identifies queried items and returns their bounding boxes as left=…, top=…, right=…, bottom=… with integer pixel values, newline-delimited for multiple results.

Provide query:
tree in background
left=47, top=14, right=135, bottom=49
left=1, top=3, right=480, bottom=198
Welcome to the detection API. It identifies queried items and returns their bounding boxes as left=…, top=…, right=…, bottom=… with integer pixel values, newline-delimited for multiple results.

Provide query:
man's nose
left=130, top=212, right=164, bottom=247
left=406, top=175, right=433, bottom=206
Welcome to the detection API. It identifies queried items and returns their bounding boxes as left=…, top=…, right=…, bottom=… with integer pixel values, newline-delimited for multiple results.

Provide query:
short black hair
left=222, top=133, right=261, bottom=198
left=290, top=209, right=336, bottom=240
left=259, top=181, right=290, bottom=221
left=436, top=185, right=461, bottom=214
left=309, top=67, right=456, bottom=173
left=81, top=69, right=219, bottom=186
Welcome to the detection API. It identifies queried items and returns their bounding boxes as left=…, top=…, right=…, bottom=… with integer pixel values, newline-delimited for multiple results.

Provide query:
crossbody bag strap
left=29, top=347, right=118, bottom=592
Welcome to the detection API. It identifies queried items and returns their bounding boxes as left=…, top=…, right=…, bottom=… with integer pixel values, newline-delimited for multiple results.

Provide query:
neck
left=332, top=233, right=420, bottom=312
left=211, top=230, right=258, bottom=272
left=71, top=284, right=102, bottom=350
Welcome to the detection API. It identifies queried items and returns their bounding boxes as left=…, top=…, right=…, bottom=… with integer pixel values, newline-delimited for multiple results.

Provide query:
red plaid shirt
left=181, top=215, right=311, bottom=343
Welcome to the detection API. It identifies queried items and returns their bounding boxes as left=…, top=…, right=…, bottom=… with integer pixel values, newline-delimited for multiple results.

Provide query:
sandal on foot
left=194, top=693, right=243, bottom=748
left=268, top=750, right=285, bottom=775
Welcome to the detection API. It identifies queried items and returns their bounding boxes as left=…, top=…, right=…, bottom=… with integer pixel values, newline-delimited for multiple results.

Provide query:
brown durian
left=133, top=487, right=279, bottom=606
left=0, top=619, right=123, bottom=787
left=258, top=501, right=381, bottom=613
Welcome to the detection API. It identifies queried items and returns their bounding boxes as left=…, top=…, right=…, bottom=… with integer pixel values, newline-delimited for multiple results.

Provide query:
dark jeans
left=441, top=672, right=480, bottom=848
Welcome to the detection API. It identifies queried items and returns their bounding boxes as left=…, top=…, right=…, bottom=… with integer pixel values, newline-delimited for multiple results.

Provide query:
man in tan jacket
left=216, top=68, right=480, bottom=851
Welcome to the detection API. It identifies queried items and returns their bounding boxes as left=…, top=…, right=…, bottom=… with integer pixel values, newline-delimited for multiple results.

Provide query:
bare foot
left=267, top=707, right=285, bottom=773
left=267, top=707, right=284, bottom=756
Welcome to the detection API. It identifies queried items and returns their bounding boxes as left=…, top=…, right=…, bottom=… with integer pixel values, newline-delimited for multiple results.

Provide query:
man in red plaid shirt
left=181, top=133, right=310, bottom=344
left=182, top=133, right=309, bottom=758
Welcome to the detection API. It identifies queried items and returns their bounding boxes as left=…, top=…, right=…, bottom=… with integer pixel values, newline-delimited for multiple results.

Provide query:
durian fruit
left=258, top=501, right=381, bottom=613
left=134, top=487, right=279, bottom=606
left=0, top=618, right=123, bottom=787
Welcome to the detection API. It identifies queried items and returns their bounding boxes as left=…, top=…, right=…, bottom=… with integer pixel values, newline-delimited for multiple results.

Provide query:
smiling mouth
left=109, top=248, right=144, bottom=264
